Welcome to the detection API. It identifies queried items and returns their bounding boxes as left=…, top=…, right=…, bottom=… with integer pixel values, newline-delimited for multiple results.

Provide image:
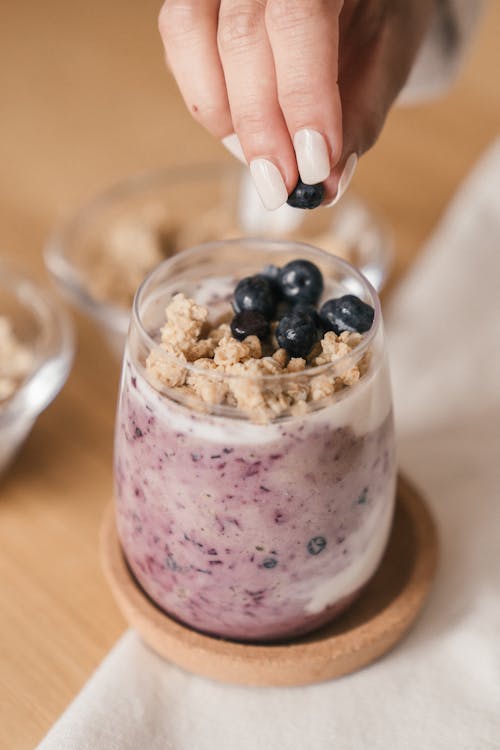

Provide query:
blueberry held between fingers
left=320, top=295, right=374, bottom=334
left=278, top=259, right=324, bottom=305
left=233, top=275, right=276, bottom=319
left=276, top=309, right=319, bottom=358
left=287, top=179, right=324, bottom=209
left=231, top=310, right=270, bottom=341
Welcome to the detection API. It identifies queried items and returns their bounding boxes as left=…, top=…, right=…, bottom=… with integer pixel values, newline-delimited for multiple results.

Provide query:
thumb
left=322, top=64, right=391, bottom=206
left=322, top=2, right=430, bottom=206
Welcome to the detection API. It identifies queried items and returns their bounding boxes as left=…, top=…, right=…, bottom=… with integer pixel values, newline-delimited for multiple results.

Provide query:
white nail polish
left=222, top=133, right=246, bottom=164
left=249, top=159, right=288, bottom=211
left=293, top=129, right=330, bottom=184
left=326, top=153, right=358, bottom=207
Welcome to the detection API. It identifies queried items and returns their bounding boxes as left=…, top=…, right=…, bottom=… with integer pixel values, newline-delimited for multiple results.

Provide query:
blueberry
left=320, top=295, right=374, bottom=334
left=307, top=536, right=327, bottom=555
left=275, top=298, right=292, bottom=319
left=357, top=487, right=368, bottom=505
left=230, top=310, right=270, bottom=341
left=261, top=264, right=281, bottom=282
left=292, top=302, right=322, bottom=330
left=287, top=179, right=324, bottom=209
left=278, top=259, right=324, bottom=305
left=165, top=555, right=180, bottom=571
left=276, top=310, right=319, bottom=358
left=260, top=264, right=282, bottom=301
left=233, top=275, right=276, bottom=319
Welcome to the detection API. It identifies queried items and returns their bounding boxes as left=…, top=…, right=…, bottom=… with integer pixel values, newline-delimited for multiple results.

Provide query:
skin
left=158, top=0, right=435, bottom=202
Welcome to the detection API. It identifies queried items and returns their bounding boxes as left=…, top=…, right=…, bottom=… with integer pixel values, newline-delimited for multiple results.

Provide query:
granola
left=146, top=293, right=369, bottom=423
left=0, top=317, right=34, bottom=404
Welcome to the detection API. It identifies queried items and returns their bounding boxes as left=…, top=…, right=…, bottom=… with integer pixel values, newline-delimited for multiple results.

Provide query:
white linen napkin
left=37, top=140, right=500, bottom=750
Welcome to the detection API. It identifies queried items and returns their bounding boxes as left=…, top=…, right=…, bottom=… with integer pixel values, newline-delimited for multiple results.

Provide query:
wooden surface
left=0, top=0, right=498, bottom=746
left=102, top=476, right=438, bottom=687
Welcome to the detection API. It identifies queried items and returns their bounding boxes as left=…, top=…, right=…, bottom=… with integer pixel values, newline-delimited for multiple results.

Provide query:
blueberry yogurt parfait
left=114, top=239, right=396, bottom=642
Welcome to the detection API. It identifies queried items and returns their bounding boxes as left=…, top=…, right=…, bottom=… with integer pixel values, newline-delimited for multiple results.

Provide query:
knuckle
left=278, top=78, right=314, bottom=110
left=218, top=5, right=263, bottom=53
left=231, top=106, right=268, bottom=138
left=158, top=0, right=200, bottom=43
left=266, top=0, right=328, bottom=33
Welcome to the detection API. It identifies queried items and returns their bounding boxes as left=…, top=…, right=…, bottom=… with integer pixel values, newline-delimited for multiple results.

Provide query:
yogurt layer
left=115, top=353, right=396, bottom=641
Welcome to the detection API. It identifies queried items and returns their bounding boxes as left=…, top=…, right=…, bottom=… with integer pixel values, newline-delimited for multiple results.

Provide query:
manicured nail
left=249, top=159, right=288, bottom=211
left=222, top=133, right=246, bottom=164
left=293, top=129, right=330, bottom=184
left=326, top=153, right=358, bottom=207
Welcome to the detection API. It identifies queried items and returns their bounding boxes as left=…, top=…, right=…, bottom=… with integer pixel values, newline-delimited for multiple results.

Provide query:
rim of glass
left=0, top=264, right=74, bottom=421
left=132, top=238, right=381, bottom=383
left=44, top=163, right=391, bottom=333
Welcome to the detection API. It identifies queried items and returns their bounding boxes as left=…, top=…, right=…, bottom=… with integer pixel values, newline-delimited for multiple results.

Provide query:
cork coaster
left=101, top=475, right=438, bottom=686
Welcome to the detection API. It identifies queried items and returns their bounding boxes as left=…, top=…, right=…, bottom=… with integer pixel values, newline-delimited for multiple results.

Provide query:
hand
left=159, top=0, right=434, bottom=209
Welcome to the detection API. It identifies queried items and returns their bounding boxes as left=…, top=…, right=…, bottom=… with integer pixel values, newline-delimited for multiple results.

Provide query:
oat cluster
left=146, top=294, right=369, bottom=422
left=86, top=218, right=167, bottom=308
left=82, top=207, right=240, bottom=308
left=0, top=317, right=34, bottom=404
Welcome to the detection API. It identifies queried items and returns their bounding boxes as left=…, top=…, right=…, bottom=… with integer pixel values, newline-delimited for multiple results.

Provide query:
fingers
left=321, top=71, right=369, bottom=205
left=160, top=0, right=345, bottom=212
left=217, top=0, right=297, bottom=209
left=265, top=0, right=343, bottom=185
left=324, top=2, right=434, bottom=206
left=322, top=23, right=394, bottom=205
left=158, top=0, right=232, bottom=138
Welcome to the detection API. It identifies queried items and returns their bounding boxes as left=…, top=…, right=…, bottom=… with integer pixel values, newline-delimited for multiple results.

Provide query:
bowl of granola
left=44, top=164, right=392, bottom=358
left=0, top=264, right=74, bottom=475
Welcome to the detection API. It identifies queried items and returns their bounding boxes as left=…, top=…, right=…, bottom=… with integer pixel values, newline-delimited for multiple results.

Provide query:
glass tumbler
left=114, top=240, right=397, bottom=642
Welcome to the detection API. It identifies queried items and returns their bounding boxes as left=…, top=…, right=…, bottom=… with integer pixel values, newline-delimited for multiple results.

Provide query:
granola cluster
left=85, top=218, right=169, bottom=308
left=0, top=317, right=34, bottom=404
left=146, top=294, right=369, bottom=423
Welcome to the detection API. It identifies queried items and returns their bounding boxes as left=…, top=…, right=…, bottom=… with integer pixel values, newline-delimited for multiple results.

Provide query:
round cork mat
left=101, top=475, right=438, bottom=687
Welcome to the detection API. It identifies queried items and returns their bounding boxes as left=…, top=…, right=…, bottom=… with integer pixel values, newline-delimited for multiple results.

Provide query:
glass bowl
left=44, top=164, right=392, bottom=358
left=0, top=264, right=74, bottom=475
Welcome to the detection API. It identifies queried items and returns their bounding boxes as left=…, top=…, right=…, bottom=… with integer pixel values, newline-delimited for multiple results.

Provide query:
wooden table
left=0, top=2, right=498, bottom=747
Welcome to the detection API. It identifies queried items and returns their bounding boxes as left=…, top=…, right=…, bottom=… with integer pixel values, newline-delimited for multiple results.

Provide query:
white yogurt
left=304, top=482, right=396, bottom=614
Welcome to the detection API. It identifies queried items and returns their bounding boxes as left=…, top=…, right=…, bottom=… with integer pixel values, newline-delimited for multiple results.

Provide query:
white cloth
left=37, top=141, right=500, bottom=749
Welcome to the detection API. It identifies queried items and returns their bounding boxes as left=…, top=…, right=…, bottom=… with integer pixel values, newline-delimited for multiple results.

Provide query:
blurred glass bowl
left=0, top=264, right=74, bottom=475
left=44, top=164, right=392, bottom=358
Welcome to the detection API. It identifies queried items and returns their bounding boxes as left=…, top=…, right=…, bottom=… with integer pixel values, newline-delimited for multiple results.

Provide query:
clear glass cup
left=114, top=240, right=396, bottom=642
left=0, top=264, right=74, bottom=475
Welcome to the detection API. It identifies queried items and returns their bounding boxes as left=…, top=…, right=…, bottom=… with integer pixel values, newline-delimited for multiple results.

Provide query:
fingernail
left=293, top=129, right=330, bottom=184
left=326, top=153, right=358, bottom=207
left=249, top=159, right=288, bottom=211
left=222, top=133, right=246, bottom=164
